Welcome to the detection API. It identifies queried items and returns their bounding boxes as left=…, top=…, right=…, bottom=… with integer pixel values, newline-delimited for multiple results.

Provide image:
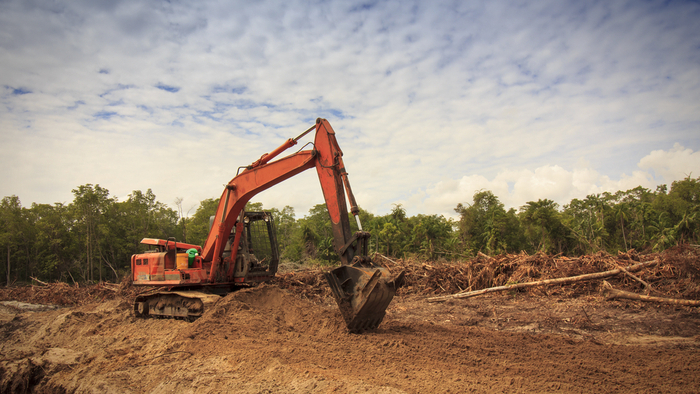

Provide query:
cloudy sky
left=1, top=0, right=699, bottom=220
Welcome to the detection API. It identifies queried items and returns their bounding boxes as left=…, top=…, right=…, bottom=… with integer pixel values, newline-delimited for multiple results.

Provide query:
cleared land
left=1, top=247, right=699, bottom=393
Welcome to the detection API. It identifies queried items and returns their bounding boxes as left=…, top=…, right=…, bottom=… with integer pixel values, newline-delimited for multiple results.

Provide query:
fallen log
left=374, top=253, right=398, bottom=265
left=477, top=251, right=493, bottom=260
left=615, top=264, right=651, bottom=293
left=601, top=281, right=700, bottom=306
left=30, top=277, right=48, bottom=286
left=426, top=259, right=659, bottom=303
left=101, top=283, right=120, bottom=292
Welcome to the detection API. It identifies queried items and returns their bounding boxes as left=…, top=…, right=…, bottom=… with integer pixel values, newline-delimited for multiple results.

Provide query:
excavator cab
left=229, top=211, right=279, bottom=281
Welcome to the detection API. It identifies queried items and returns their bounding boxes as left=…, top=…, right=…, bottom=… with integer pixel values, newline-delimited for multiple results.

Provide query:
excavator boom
left=131, top=118, right=404, bottom=331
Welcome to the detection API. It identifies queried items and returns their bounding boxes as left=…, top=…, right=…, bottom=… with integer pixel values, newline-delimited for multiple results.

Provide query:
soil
left=1, top=249, right=700, bottom=393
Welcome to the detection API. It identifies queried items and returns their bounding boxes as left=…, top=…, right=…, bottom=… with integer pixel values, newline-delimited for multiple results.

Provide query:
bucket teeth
left=324, top=265, right=405, bottom=332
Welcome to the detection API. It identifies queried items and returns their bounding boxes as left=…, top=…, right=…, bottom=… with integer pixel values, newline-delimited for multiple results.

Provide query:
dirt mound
left=181, top=285, right=345, bottom=342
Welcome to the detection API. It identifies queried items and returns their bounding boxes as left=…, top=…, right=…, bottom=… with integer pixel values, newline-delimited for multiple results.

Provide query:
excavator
left=130, top=118, right=405, bottom=331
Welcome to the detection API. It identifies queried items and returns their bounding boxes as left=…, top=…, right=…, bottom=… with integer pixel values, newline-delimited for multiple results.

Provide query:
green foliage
left=2, top=176, right=700, bottom=283
left=455, top=191, right=526, bottom=255
left=520, top=199, right=572, bottom=254
left=407, top=214, right=454, bottom=259
left=186, top=198, right=220, bottom=247
left=0, top=196, right=28, bottom=285
left=0, top=185, right=180, bottom=284
left=379, top=222, right=400, bottom=255
left=106, top=189, right=179, bottom=279
left=70, top=184, right=114, bottom=282
left=646, top=176, right=700, bottom=250
left=357, top=203, right=456, bottom=260
left=28, top=202, right=73, bottom=281
left=269, top=205, right=300, bottom=261
left=295, top=204, right=337, bottom=264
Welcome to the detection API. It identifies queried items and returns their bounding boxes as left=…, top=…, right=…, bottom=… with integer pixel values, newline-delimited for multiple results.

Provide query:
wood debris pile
left=379, top=245, right=700, bottom=299
left=1, top=246, right=698, bottom=306
left=0, top=275, right=140, bottom=307
left=275, top=245, right=700, bottom=301
left=275, top=269, right=333, bottom=300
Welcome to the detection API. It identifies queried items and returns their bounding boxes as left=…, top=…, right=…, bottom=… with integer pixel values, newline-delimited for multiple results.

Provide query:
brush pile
left=0, top=274, right=140, bottom=307
left=277, top=245, right=700, bottom=301
left=2, top=246, right=699, bottom=306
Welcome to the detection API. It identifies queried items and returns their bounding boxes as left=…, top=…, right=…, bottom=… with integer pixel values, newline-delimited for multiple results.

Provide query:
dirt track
left=1, top=283, right=699, bottom=393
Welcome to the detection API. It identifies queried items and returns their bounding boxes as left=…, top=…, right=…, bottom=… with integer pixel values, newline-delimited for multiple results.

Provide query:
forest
left=0, top=176, right=698, bottom=285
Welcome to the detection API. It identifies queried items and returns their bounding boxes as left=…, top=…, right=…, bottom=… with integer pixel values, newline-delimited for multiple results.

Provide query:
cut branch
left=374, top=253, right=398, bottom=265
left=101, top=254, right=119, bottom=282
left=427, top=259, right=659, bottom=303
left=615, top=263, right=651, bottom=294
left=101, top=283, right=120, bottom=292
left=477, top=251, right=493, bottom=260
left=30, top=276, right=48, bottom=286
left=602, top=281, right=700, bottom=306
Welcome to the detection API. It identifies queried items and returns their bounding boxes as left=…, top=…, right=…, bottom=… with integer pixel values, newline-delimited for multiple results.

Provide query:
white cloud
left=0, top=0, right=699, bottom=220
left=638, top=143, right=700, bottom=182
left=419, top=144, right=698, bottom=219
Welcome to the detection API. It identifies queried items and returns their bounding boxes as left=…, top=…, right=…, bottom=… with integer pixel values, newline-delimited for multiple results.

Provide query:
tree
left=455, top=190, right=524, bottom=255
left=186, top=198, right=220, bottom=247
left=390, top=204, right=407, bottom=222
left=0, top=196, right=24, bottom=285
left=665, top=176, right=700, bottom=244
left=564, top=194, right=606, bottom=254
left=174, top=197, right=195, bottom=243
left=100, top=189, right=179, bottom=280
left=379, top=222, right=400, bottom=256
left=29, top=203, right=73, bottom=281
left=71, top=184, right=114, bottom=282
left=614, top=202, right=630, bottom=252
left=270, top=205, right=299, bottom=260
left=407, top=214, right=453, bottom=259
left=296, top=204, right=337, bottom=263
left=520, top=199, right=572, bottom=254
left=649, top=176, right=700, bottom=248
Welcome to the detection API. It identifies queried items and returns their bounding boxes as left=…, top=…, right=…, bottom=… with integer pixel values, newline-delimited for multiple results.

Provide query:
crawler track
left=133, top=291, right=221, bottom=320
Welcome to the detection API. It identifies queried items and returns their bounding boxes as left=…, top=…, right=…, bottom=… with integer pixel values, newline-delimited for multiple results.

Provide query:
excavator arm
left=202, top=118, right=404, bottom=331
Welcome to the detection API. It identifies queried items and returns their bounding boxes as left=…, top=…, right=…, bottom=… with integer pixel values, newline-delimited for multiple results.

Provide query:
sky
left=1, top=0, right=699, bottom=220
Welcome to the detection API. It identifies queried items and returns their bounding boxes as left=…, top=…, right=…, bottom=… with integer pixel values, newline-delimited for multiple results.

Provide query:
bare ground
left=1, top=284, right=699, bottom=393
left=1, top=248, right=700, bottom=393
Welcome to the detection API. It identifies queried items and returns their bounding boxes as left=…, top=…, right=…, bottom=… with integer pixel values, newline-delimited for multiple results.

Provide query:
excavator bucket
left=324, top=264, right=405, bottom=332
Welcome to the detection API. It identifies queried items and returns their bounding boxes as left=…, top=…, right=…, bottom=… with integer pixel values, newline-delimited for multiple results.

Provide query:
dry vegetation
left=3, top=245, right=699, bottom=308
left=1, top=245, right=698, bottom=316
left=276, top=245, right=700, bottom=301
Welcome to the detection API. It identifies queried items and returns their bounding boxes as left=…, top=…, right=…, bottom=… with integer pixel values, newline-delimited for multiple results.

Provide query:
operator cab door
left=218, top=211, right=280, bottom=282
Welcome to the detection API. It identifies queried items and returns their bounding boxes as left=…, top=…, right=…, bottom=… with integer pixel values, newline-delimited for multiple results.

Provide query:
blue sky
left=1, top=0, right=699, bottom=219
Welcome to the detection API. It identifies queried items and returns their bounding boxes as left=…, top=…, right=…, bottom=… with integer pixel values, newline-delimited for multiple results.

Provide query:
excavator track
left=133, top=291, right=221, bottom=321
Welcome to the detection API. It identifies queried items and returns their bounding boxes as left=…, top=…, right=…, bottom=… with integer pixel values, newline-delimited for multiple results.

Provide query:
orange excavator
left=130, top=118, right=405, bottom=331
